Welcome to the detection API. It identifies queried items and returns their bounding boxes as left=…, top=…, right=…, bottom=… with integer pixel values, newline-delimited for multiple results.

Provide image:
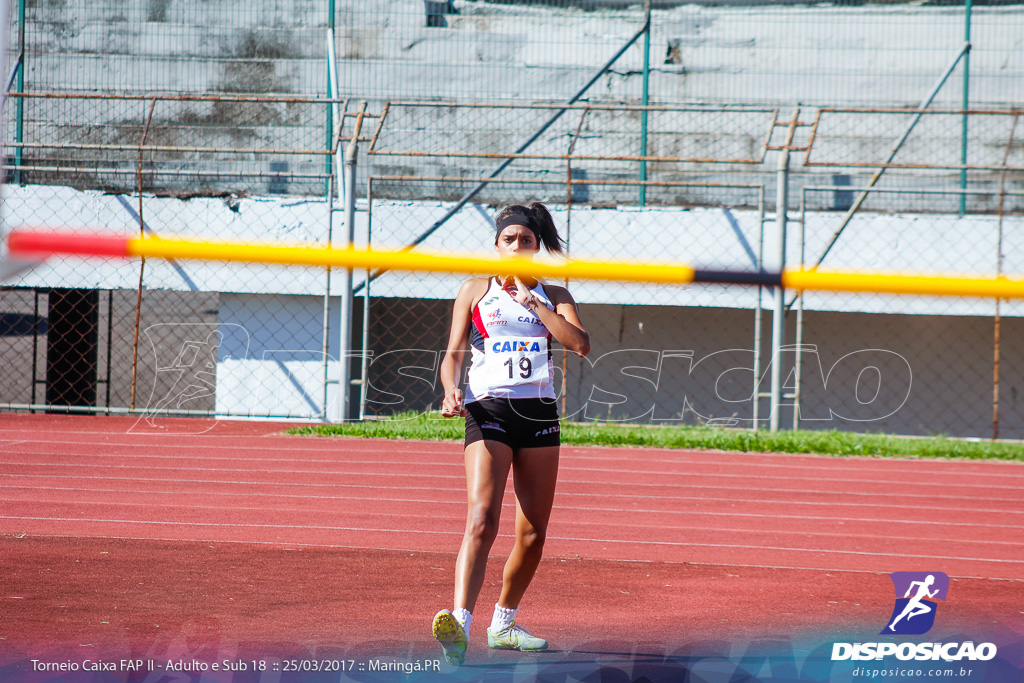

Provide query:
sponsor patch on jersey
left=491, top=340, right=542, bottom=353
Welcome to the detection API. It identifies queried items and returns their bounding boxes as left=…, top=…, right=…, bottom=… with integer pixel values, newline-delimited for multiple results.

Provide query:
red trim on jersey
left=472, top=305, right=488, bottom=339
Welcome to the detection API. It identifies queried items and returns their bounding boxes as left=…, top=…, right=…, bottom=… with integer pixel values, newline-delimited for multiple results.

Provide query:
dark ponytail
left=494, top=202, right=566, bottom=254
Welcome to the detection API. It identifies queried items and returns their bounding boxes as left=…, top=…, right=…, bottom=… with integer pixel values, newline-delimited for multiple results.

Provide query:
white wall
left=216, top=293, right=343, bottom=420
left=5, top=183, right=1024, bottom=316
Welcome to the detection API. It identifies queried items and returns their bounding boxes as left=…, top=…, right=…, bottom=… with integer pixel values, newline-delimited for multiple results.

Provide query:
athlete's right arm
left=440, top=279, right=486, bottom=417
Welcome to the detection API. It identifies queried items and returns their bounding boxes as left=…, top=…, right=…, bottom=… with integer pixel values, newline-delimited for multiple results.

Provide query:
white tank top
left=464, top=277, right=557, bottom=402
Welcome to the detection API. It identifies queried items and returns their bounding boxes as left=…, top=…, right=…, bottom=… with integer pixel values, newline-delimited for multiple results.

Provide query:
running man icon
left=889, top=575, right=938, bottom=630
left=882, top=571, right=949, bottom=635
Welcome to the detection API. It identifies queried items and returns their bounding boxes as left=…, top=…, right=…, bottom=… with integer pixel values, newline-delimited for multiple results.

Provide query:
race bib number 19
left=484, top=338, right=550, bottom=387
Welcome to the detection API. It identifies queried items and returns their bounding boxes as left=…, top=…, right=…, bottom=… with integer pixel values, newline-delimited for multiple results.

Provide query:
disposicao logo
left=831, top=571, right=998, bottom=663
left=881, top=571, right=948, bottom=635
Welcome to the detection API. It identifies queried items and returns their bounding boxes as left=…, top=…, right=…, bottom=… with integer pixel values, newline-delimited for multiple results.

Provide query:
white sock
left=490, top=603, right=517, bottom=632
left=453, top=608, right=472, bottom=641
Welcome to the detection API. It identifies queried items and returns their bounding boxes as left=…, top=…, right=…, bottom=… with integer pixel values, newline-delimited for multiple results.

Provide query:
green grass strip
left=288, top=412, right=1024, bottom=461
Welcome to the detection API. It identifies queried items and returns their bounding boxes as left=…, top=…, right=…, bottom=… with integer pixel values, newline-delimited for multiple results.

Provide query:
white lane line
left=6, top=433, right=1024, bottom=474
left=4, top=455, right=1021, bottom=491
left=4, top=484, right=1022, bottom=530
left=4, top=516, right=1022, bottom=567
left=551, top=535, right=1024, bottom=565
left=0, top=515, right=459, bottom=536
left=564, top=442, right=1024, bottom=463
left=2, top=473, right=1021, bottom=513
left=615, top=558, right=1024, bottom=583
left=0, top=431, right=453, bottom=448
left=4, top=466, right=1019, bottom=505
left=7, top=497, right=1020, bottom=548
left=559, top=504, right=1024, bottom=529
left=8, top=532, right=1022, bottom=582
left=568, top=451, right=1024, bottom=476
left=564, top=466, right=1024, bottom=490
left=0, top=428, right=298, bottom=439
left=11, top=436, right=1024, bottom=470
left=4, top=458, right=1019, bottom=501
left=0, top=449, right=464, bottom=468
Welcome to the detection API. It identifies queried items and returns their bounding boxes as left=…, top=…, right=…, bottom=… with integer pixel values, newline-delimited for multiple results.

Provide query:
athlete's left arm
left=514, top=277, right=590, bottom=357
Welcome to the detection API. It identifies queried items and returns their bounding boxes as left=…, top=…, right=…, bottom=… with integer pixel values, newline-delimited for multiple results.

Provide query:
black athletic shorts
left=464, top=397, right=561, bottom=450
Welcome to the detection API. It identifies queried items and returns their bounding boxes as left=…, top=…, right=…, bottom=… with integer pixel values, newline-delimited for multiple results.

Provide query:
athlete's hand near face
left=502, top=275, right=590, bottom=357
left=506, top=275, right=539, bottom=310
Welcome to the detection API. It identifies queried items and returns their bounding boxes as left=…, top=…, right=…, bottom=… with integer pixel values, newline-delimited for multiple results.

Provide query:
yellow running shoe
left=432, top=609, right=468, bottom=665
left=486, top=622, right=548, bottom=651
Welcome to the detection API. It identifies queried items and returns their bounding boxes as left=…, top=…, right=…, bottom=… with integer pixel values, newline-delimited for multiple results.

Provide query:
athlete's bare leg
left=497, top=445, right=560, bottom=609
left=453, top=439, right=514, bottom=613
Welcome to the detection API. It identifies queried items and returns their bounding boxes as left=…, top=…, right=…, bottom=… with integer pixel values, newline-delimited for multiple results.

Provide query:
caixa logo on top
left=832, top=572, right=998, bottom=663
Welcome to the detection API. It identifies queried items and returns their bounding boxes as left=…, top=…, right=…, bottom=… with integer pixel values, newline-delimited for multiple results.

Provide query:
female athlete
left=431, top=202, right=590, bottom=665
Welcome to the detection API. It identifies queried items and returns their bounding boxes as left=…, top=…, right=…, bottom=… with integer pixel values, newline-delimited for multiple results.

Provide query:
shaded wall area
left=3, top=288, right=1018, bottom=437
left=361, top=297, right=1023, bottom=439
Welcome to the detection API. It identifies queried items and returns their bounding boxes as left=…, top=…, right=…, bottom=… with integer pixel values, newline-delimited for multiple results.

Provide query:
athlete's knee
left=517, top=525, right=547, bottom=554
left=465, top=505, right=501, bottom=543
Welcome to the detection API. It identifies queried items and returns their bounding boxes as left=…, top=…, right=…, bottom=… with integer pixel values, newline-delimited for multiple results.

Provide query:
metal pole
left=325, top=0, right=336, bottom=198
left=323, top=27, right=341, bottom=420
left=337, top=138, right=357, bottom=422
left=0, top=0, right=7, bottom=121
left=639, top=0, right=651, bottom=207
left=129, top=99, right=157, bottom=412
left=105, top=289, right=113, bottom=413
left=770, top=149, right=789, bottom=432
left=322, top=170, right=335, bottom=420
left=563, top=110, right=587, bottom=419
left=359, top=178, right=373, bottom=421
left=993, top=297, right=1000, bottom=440
left=752, top=188, right=765, bottom=429
left=14, top=0, right=25, bottom=185
left=959, top=0, right=972, bottom=217
left=31, top=288, right=38, bottom=410
left=793, top=203, right=805, bottom=431
left=993, top=113, right=1017, bottom=440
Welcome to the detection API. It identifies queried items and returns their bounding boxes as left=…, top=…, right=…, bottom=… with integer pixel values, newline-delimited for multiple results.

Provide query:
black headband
left=495, top=214, right=535, bottom=235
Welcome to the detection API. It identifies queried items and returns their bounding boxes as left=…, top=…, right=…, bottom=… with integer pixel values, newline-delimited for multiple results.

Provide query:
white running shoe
left=486, top=622, right=549, bottom=651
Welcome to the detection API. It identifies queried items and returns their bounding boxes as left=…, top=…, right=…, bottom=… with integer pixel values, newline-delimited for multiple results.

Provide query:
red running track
left=1, top=413, right=1022, bottom=672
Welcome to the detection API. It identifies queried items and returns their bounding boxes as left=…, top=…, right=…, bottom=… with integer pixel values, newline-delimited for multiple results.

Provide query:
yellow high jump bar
left=8, top=229, right=1024, bottom=299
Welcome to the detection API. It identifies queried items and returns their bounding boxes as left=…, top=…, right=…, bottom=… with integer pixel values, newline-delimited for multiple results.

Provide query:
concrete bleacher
left=9, top=0, right=1022, bottom=202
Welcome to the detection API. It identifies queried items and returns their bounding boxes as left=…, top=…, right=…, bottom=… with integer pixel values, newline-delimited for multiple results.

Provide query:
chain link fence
left=3, top=104, right=1024, bottom=437
left=792, top=186, right=1024, bottom=439
left=3, top=1, right=1024, bottom=437
left=0, top=179, right=340, bottom=421
left=4, top=93, right=332, bottom=197
left=11, top=1, right=1024, bottom=105
left=8, top=1, right=1024, bottom=199
left=361, top=176, right=767, bottom=425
